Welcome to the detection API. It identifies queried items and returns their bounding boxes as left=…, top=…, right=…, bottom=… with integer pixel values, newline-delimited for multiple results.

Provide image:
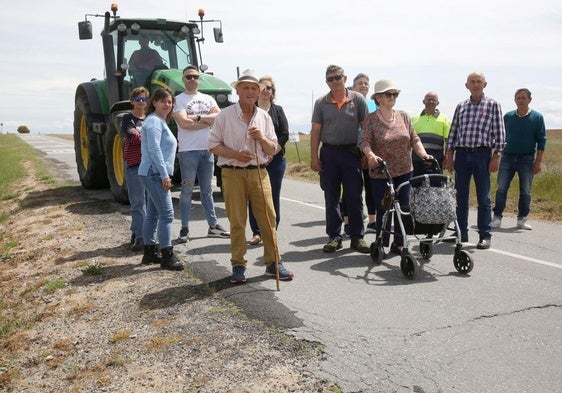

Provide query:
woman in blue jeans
left=248, top=76, right=289, bottom=245
left=122, top=87, right=148, bottom=252
left=138, top=88, right=183, bottom=271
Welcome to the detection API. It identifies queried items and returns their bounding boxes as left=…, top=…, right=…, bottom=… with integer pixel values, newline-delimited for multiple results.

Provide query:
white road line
left=489, top=248, right=562, bottom=269
left=281, top=196, right=561, bottom=270
left=281, top=196, right=325, bottom=210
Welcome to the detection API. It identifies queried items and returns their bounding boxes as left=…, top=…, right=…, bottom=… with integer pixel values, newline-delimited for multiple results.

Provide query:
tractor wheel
left=105, top=124, right=129, bottom=204
left=73, top=94, right=109, bottom=189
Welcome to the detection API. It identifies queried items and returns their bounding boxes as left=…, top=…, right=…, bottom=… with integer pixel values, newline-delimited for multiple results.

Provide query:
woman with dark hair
left=122, top=87, right=149, bottom=251
left=247, top=76, right=289, bottom=246
left=138, top=88, right=183, bottom=271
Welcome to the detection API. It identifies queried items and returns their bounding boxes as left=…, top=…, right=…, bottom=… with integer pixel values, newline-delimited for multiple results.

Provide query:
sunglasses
left=134, top=96, right=148, bottom=102
left=264, top=86, right=273, bottom=91
left=383, top=92, right=399, bottom=98
left=326, top=74, right=344, bottom=82
left=183, top=74, right=200, bottom=80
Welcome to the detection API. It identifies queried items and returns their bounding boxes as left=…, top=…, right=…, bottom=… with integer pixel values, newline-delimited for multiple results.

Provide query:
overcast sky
left=1, top=0, right=561, bottom=134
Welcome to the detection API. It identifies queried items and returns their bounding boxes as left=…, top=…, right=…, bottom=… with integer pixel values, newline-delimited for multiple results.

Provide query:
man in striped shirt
left=444, top=72, right=506, bottom=250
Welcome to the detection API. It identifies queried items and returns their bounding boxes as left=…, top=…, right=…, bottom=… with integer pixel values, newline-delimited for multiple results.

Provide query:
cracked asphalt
left=22, top=133, right=562, bottom=393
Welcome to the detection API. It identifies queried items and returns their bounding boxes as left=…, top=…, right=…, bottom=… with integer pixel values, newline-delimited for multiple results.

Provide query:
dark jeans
left=371, top=172, right=412, bottom=247
left=248, top=154, right=286, bottom=235
left=341, top=168, right=375, bottom=218
left=454, top=150, right=492, bottom=240
left=493, top=154, right=535, bottom=219
left=319, top=145, right=364, bottom=240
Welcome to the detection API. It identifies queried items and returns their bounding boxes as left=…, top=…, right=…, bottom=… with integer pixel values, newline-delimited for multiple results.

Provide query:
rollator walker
left=369, top=160, right=474, bottom=279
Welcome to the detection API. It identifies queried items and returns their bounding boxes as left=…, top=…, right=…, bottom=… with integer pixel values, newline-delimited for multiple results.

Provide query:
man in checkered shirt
left=444, top=72, right=506, bottom=250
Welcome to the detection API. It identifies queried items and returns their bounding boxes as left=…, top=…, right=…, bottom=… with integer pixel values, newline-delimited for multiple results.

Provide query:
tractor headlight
left=216, top=94, right=228, bottom=105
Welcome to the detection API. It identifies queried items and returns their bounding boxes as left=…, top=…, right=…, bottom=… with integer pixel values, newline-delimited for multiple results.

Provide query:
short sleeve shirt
left=174, top=92, right=219, bottom=152
left=311, top=90, right=368, bottom=145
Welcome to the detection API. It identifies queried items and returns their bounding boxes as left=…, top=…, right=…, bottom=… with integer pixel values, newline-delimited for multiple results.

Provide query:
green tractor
left=74, top=4, right=231, bottom=203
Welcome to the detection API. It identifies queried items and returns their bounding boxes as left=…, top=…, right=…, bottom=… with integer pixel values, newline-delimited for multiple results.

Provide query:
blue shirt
left=138, top=113, right=177, bottom=179
left=447, top=95, right=506, bottom=152
left=366, top=99, right=378, bottom=113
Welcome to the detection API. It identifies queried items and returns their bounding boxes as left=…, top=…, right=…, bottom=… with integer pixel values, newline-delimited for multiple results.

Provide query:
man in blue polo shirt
left=492, top=88, right=546, bottom=231
left=310, top=64, right=370, bottom=253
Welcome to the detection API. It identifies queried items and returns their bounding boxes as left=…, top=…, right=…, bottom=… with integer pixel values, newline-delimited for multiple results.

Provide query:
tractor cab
left=74, top=4, right=231, bottom=204
left=110, top=19, right=201, bottom=97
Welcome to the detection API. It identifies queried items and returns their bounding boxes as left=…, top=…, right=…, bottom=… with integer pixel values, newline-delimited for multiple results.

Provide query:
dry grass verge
left=0, top=156, right=338, bottom=392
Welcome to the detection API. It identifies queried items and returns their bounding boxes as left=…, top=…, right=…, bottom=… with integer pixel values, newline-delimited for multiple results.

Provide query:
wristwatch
left=493, top=150, right=502, bottom=157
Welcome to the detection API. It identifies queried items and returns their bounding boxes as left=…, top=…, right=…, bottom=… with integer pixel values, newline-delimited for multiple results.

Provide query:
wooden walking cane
left=254, top=140, right=281, bottom=291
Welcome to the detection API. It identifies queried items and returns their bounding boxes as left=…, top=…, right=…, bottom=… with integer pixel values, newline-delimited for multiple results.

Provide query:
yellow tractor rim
left=80, top=115, right=89, bottom=169
left=112, top=134, right=125, bottom=186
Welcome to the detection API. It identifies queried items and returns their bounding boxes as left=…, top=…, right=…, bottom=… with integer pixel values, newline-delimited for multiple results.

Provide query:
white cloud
left=1, top=0, right=561, bottom=134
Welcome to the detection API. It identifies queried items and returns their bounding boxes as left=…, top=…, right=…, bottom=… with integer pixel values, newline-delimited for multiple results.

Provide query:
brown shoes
left=249, top=235, right=262, bottom=245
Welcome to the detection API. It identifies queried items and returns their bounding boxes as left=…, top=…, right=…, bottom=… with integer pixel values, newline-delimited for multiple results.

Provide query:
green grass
left=285, top=136, right=312, bottom=165
left=82, top=261, right=104, bottom=275
left=0, top=134, right=53, bottom=201
left=0, top=135, right=28, bottom=200
left=43, top=279, right=67, bottom=293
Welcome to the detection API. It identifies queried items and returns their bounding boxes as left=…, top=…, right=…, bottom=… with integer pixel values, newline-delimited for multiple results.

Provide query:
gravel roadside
left=0, top=157, right=338, bottom=392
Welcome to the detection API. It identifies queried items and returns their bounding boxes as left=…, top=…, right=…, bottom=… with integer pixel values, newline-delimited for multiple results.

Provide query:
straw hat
left=230, top=69, right=265, bottom=90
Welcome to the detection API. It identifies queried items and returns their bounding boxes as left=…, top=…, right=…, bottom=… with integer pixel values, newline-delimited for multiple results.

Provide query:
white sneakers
left=517, top=218, right=533, bottom=230
left=492, top=216, right=532, bottom=230
left=491, top=216, right=502, bottom=229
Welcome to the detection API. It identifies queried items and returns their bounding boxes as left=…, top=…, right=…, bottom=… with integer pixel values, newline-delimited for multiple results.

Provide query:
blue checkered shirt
left=446, top=95, right=506, bottom=151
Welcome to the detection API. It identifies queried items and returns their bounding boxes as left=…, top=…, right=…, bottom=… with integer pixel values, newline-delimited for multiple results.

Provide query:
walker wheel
left=420, top=242, right=433, bottom=259
left=400, top=253, right=419, bottom=280
left=370, top=241, right=384, bottom=265
left=454, top=250, right=474, bottom=274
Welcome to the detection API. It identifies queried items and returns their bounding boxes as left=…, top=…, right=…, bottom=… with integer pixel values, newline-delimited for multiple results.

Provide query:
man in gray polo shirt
left=310, top=64, right=370, bottom=253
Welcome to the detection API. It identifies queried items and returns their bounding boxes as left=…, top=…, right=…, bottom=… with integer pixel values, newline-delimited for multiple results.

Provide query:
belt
left=455, top=146, right=491, bottom=153
left=221, top=165, right=261, bottom=169
left=323, top=143, right=357, bottom=150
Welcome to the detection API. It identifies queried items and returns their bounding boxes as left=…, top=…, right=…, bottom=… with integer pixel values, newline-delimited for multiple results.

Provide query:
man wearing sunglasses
left=310, top=64, right=370, bottom=254
left=173, top=65, right=230, bottom=244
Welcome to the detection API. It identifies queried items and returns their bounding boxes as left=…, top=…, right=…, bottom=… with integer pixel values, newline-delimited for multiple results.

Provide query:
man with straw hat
left=209, top=69, right=294, bottom=284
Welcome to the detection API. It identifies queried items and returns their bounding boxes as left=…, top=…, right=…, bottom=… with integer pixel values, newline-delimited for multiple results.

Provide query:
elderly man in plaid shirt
left=444, top=72, right=506, bottom=250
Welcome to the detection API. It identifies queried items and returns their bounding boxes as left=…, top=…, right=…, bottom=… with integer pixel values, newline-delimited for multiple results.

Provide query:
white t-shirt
left=174, top=92, right=219, bottom=152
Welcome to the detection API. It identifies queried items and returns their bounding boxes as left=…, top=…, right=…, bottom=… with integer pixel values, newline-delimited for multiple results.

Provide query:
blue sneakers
left=230, top=266, right=246, bottom=284
left=265, top=262, right=294, bottom=281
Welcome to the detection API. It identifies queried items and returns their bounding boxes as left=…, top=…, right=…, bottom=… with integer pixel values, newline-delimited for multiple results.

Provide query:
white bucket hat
left=230, top=69, right=265, bottom=90
left=372, top=79, right=401, bottom=99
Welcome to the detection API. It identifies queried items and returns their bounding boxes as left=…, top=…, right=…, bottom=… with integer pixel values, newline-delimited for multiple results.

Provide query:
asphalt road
left=19, top=133, right=562, bottom=393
